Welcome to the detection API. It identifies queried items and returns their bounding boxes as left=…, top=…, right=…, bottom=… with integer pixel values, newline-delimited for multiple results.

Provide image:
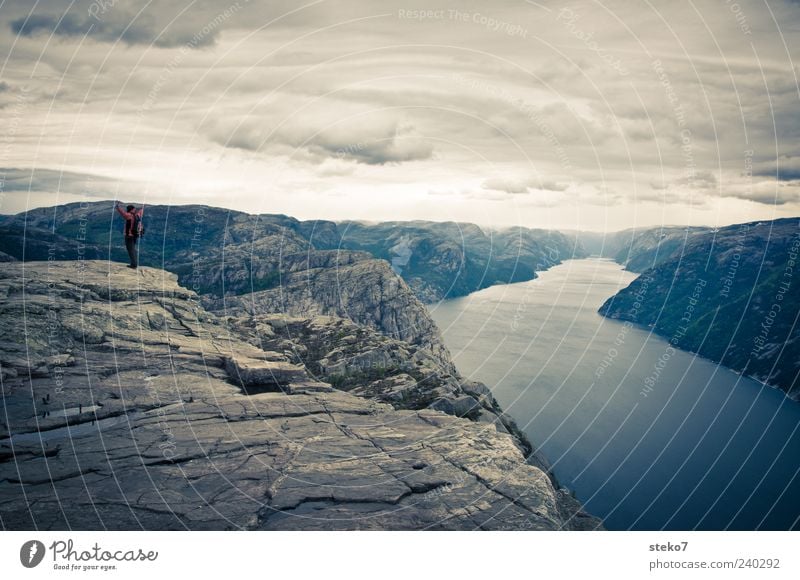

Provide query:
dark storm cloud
left=0, top=167, right=124, bottom=197
left=305, top=127, right=434, bottom=165
left=210, top=115, right=436, bottom=165
left=720, top=181, right=800, bottom=206
left=10, top=7, right=220, bottom=48
left=775, top=168, right=800, bottom=181
left=0, top=80, right=13, bottom=108
left=757, top=168, right=800, bottom=181
left=752, top=156, right=800, bottom=181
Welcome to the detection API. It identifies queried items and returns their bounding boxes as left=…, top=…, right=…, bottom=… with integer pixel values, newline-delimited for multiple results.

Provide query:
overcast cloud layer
left=1, top=0, right=799, bottom=230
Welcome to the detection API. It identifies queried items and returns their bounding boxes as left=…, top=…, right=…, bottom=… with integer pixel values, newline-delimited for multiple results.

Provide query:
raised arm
left=115, top=203, right=131, bottom=219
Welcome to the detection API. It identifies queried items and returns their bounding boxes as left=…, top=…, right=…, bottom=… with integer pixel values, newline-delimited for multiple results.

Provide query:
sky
left=1, top=0, right=800, bottom=231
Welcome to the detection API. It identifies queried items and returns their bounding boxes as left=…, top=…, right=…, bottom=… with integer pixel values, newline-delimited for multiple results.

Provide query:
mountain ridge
left=599, top=217, right=800, bottom=400
left=0, top=200, right=583, bottom=305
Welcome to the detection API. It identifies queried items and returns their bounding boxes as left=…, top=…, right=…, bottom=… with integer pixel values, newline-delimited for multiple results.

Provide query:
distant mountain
left=334, top=220, right=582, bottom=302
left=611, top=226, right=713, bottom=272
left=0, top=201, right=581, bottom=305
left=599, top=218, right=800, bottom=399
left=564, top=230, right=628, bottom=258
left=567, top=226, right=712, bottom=271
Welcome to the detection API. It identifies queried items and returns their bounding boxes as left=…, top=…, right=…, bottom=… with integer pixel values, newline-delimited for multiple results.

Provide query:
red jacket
left=115, top=205, right=144, bottom=238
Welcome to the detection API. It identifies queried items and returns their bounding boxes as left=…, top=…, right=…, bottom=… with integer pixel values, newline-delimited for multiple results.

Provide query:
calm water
left=430, top=258, right=800, bottom=530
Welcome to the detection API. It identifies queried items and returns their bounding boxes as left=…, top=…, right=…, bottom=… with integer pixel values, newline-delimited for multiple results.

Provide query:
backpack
left=132, top=213, right=145, bottom=238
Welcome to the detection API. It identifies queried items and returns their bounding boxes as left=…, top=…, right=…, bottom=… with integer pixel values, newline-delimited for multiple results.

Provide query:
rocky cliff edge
left=0, top=261, right=600, bottom=530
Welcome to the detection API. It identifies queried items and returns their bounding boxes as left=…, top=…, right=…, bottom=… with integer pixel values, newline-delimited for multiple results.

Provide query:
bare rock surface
left=203, top=255, right=454, bottom=367
left=0, top=260, right=601, bottom=530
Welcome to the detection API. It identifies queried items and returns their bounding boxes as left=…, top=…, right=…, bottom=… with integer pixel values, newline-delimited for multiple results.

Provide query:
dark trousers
left=125, top=236, right=138, bottom=267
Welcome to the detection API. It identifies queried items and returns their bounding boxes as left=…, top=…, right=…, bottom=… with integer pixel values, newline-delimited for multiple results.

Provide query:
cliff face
left=0, top=260, right=601, bottom=530
left=599, top=218, right=800, bottom=400
left=224, top=313, right=549, bottom=470
left=204, top=254, right=453, bottom=367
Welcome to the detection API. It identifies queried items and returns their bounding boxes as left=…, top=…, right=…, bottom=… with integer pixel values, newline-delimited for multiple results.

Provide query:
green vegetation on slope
left=599, top=218, right=800, bottom=399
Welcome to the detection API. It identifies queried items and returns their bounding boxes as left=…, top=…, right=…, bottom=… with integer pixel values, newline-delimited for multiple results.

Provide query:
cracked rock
left=0, top=260, right=601, bottom=531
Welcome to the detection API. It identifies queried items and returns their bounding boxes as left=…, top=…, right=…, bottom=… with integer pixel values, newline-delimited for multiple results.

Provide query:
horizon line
left=1, top=197, right=795, bottom=235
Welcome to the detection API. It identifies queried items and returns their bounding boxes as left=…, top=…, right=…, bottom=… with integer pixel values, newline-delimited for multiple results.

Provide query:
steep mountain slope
left=612, top=226, right=712, bottom=273
left=599, top=218, right=800, bottom=399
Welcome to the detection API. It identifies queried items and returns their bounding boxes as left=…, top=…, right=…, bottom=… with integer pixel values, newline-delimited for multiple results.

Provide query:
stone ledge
left=224, top=355, right=308, bottom=388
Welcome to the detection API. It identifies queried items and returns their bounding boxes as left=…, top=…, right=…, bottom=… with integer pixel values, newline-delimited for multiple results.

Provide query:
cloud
left=271, top=119, right=435, bottom=165
left=482, top=177, right=530, bottom=194
left=308, top=126, right=433, bottom=166
left=315, top=159, right=356, bottom=177
left=203, top=105, right=435, bottom=165
left=426, top=189, right=459, bottom=197
left=0, top=167, right=132, bottom=198
left=647, top=171, right=717, bottom=196
left=10, top=8, right=221, bottom=48
left=752, top=155, right=800, bottom=181
left=635, top=187, right=708, bottom=206
left=204, top=117, right=273, bottom=152
left=683, top=171, right=717, bottom=190
left=647, top=172, right=800, bottom=205
left=721, top=180, right=800, bottom=206
left=482, top=176, right=569, bottom=194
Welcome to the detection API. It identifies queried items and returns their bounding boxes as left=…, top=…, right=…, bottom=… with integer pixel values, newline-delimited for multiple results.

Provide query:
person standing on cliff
left=115, top=202, right=144, bottom=269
